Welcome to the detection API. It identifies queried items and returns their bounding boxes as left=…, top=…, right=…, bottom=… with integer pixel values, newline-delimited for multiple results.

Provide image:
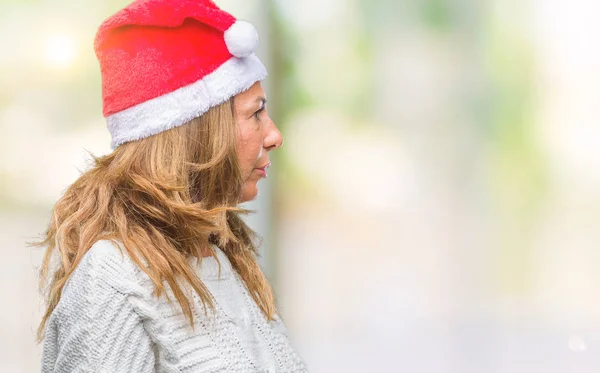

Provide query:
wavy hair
left=35, top=100, right=277, bottom=341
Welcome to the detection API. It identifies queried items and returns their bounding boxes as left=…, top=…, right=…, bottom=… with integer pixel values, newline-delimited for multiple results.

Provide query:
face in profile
left=233, top=82, right=283, bottom=202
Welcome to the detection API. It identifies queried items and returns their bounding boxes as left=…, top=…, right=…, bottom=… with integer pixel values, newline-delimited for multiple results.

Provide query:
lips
left=255, top=162, right=271, bottom=171
left=254, top=162, right=270, bottom=177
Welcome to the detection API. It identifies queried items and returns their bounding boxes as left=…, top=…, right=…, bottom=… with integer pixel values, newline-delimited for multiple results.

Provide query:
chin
left=240, top=193, right=258, bottom=203
left=240, top=186, right=259, bottom=203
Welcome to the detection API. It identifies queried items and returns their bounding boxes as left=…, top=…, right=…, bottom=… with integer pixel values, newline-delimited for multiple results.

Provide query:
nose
left=264, top=119, right=283, bottom=151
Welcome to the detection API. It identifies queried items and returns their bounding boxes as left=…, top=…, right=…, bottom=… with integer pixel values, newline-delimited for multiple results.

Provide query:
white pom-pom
left=224, top=20, right=259, bottom=58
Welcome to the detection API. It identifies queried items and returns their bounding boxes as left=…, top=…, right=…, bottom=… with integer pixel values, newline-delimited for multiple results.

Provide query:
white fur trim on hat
left=224, top=20, right=259, bottom=58
left=106, top=54, right=267, bottom=148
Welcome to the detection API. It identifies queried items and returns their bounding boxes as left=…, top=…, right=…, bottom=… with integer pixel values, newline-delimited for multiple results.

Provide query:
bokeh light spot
left=44, top=34, right=76, bottom=69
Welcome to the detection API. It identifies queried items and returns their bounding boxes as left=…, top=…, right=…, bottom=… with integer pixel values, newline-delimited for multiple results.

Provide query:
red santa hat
left=94, top=0, right=267, bottom=148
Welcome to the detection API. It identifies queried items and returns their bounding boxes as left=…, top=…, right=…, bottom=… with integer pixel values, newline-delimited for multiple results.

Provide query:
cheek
left=237, top=128, right=263, bottom=177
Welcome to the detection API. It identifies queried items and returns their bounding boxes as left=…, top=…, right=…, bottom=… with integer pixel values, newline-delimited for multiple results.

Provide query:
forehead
left=234, top=81, right=265, bottom=105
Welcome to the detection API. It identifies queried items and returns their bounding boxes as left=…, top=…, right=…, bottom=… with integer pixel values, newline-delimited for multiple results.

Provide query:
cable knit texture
left=41, top=240, right=308, bottom=373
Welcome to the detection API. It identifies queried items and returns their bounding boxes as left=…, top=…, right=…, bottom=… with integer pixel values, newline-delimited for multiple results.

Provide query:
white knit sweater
left=41, top=240, right=308, bottom=373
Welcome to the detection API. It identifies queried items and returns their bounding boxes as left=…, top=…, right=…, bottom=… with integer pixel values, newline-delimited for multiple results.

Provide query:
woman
left=37, top=0, right=308, bottom=372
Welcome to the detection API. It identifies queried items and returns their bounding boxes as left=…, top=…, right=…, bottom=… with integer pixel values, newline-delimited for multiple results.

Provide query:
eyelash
left=253, top=107, right=265, bottom=120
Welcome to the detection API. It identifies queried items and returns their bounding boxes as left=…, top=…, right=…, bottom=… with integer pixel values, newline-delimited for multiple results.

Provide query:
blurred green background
left=2, top=0, right=600, bottom=372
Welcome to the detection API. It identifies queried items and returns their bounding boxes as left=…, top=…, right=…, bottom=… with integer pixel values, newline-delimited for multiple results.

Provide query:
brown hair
left=35, top=100, right=276, bottom=341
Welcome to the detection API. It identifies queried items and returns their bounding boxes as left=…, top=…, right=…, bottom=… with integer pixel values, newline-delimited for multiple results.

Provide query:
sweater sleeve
left=41, top=241, right=157, bottom=373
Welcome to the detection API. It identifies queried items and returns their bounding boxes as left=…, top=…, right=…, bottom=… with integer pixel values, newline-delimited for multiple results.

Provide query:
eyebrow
left=241, top=97, right=267, bottom=117
left=256, top=97, right=267, bottom=108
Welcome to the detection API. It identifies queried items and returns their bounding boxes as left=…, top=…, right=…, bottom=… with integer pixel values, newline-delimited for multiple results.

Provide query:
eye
left=253, top=107, right=265, bottom=120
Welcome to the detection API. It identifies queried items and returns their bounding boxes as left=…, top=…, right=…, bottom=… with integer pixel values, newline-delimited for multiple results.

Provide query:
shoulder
left=76, top=239, right=138, bottom=280
left=51, top=239, right=149, bottom=329
left=41, top=240, right=160, bottom=372
left=63, top=239, right=141, bottom=297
